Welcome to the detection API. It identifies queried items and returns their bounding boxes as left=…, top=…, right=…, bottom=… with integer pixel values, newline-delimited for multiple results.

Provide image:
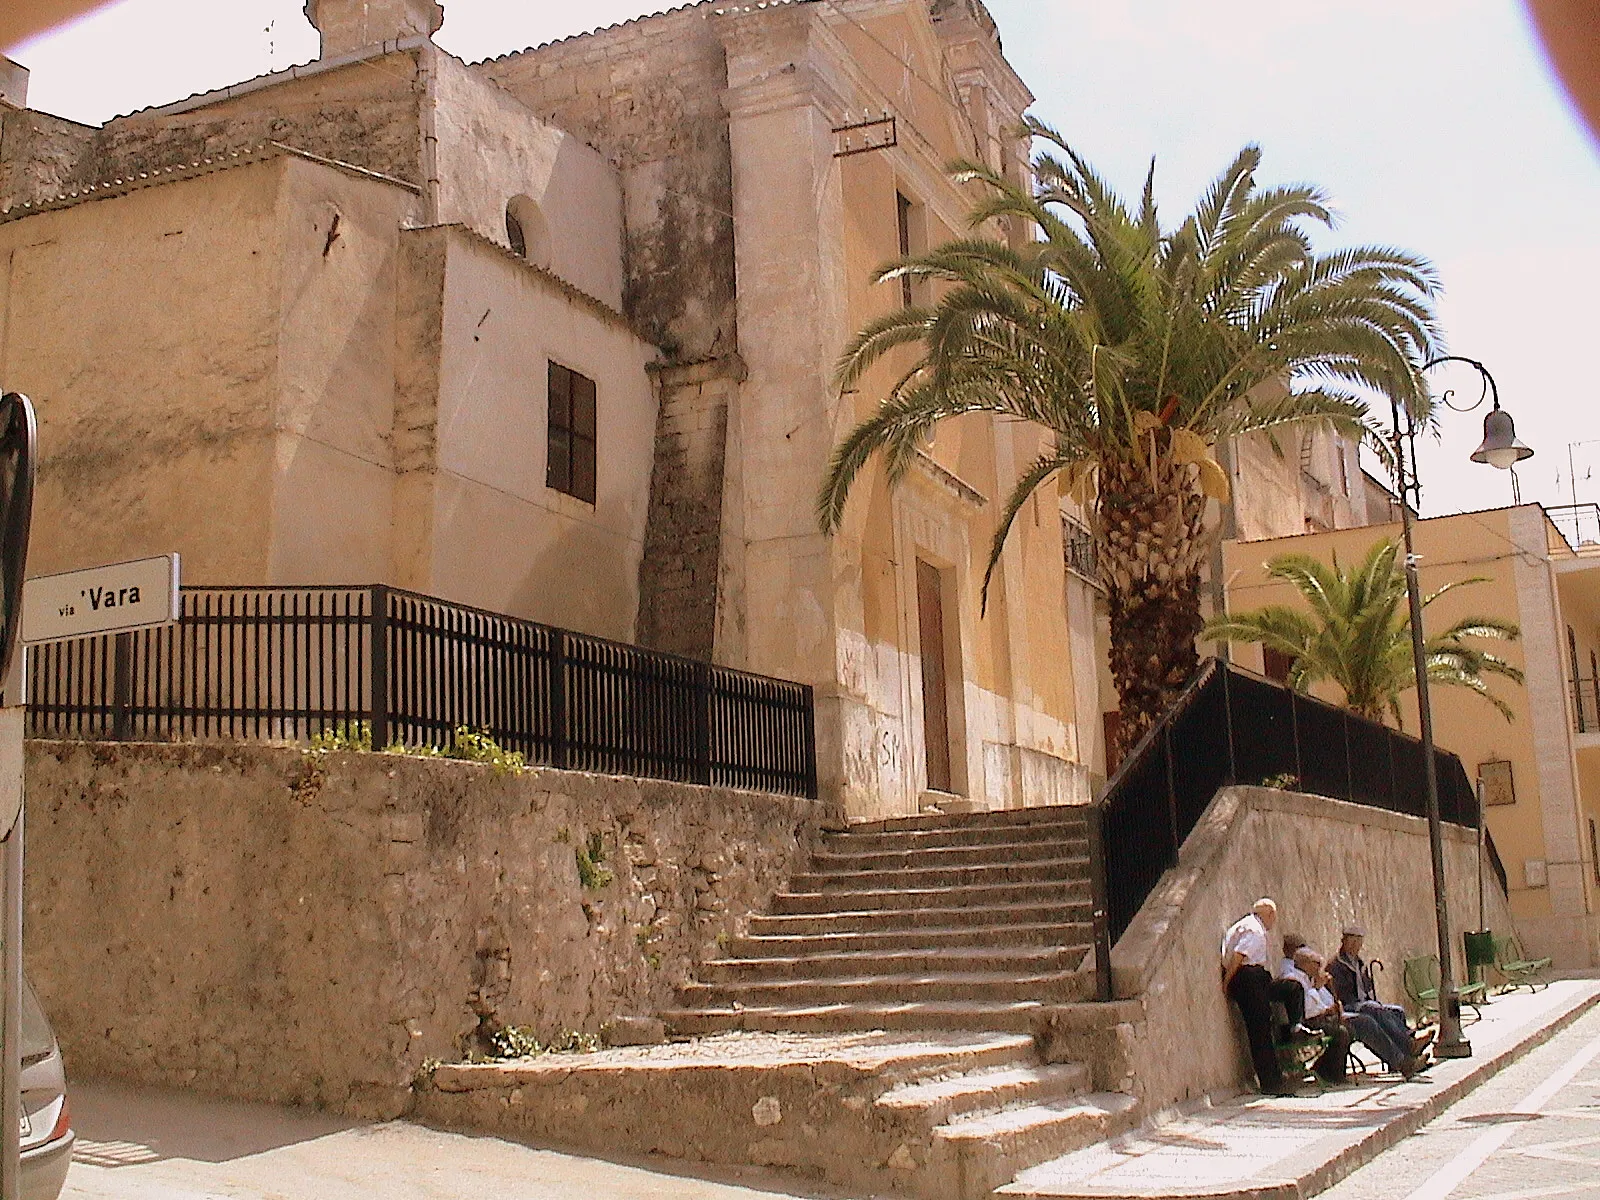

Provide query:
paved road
left=60, top=1081, right=869, bottom=1200
left=1322, top=1001, right=1600, bottom=1200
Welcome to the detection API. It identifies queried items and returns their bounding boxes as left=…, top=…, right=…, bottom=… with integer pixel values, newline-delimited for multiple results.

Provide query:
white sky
left=11, top=0, right=1600, bottom=519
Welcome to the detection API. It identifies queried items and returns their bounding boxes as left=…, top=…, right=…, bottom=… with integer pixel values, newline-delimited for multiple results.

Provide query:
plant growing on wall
left=817, top=122, right=1440, bottom=759
left=1204, top=537, right=1523, bottom=725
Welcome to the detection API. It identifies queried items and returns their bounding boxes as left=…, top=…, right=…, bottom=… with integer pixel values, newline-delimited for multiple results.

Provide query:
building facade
left=0, top=0, right=1099, bottom=818
left=1222, top=504, right=1600, bottom=968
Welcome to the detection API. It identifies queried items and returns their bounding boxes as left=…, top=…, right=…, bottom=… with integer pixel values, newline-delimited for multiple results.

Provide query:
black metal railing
left=1064, top=521, right=1099, bottom=585
left=1572, top=676, right=1599, bottom=735
left=26, top=585, right=818, bottom=798
left=1089, top=659, right=1505, bottom=999
left=1550, top=502, right=1600, bottom=552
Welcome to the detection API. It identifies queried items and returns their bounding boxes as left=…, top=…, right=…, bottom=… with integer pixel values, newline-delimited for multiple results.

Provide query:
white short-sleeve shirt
left=1283, top=965, right=1337, bottom=1018
left=1221, top=913, right=1269, bottom=968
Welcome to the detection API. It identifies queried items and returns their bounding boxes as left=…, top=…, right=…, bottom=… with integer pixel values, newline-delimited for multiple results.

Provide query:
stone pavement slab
left=998, top=978, right=1600, bottom=1200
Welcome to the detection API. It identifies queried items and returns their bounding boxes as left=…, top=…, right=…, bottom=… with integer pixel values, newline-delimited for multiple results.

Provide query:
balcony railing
left=26, top=585, right=818, bottom=798
left=1550, top=503, right=1600, bottom=554
left=1574, top=676, right=1600, bottom=736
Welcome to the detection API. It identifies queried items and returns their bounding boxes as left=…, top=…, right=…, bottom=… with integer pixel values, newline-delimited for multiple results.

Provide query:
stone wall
left=21, top=740, right=822, bottom=1117
left=1104, top=786, right=1518, bottom=1112
left=1, top=52, right=423, bottom=213
left=477, top=4, right=737, bottom=363
left=636, top=356, right=744, bottom=661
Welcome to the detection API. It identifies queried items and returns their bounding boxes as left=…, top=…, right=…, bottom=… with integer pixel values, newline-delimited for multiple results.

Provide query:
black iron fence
left=1090, top=659, right=1505, bottom=997
left=1572, top=676, right=1599, bottom=735
left=27, top=585, right=817, bottom=798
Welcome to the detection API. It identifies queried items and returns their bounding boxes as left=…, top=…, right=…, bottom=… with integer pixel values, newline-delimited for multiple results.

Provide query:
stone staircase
left=664, top=805, right=1099, bottom=1036
left=647, top=805, right=1132, bottom=1198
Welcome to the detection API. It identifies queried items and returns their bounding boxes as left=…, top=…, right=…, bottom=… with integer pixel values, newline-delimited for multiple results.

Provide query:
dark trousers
left=1306, top=1012, right=1353, bottom=1082
left=1227, top=964, right=1302, bottom=1092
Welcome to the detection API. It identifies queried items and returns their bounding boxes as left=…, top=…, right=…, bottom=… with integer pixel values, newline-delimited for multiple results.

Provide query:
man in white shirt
left=1282, top=949, right=1352, bottom=1082
left=1220, top=898, right=1307, bottom=1095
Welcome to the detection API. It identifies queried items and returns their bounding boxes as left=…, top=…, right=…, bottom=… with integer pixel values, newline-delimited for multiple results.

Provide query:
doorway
left=916, top=558, right=954, bottom=794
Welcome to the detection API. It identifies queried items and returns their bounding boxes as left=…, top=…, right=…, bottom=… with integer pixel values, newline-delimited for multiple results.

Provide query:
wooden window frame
left=547, top=361, right=597, bottom=505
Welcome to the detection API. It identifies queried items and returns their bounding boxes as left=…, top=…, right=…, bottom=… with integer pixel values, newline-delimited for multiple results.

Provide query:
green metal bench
left=1493, top=934, right=1552, bottom=993
left=1403, top=953, right=1487, bottom=1023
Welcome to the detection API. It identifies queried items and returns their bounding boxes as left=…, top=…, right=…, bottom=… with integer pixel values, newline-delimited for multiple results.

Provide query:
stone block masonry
left=21, top=740, right=823, bottom=1118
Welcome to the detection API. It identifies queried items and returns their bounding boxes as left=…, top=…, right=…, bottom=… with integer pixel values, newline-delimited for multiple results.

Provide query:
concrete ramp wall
left=1106, top=786, right=1516, bottom=1112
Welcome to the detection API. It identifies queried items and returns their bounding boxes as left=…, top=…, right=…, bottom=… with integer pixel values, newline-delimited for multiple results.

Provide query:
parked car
left=20, top=977, right=71, bottom=1200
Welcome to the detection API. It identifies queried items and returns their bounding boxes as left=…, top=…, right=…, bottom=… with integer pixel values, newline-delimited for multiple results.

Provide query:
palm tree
left=1203, top=538, right=1522, bottom=726
left=817, top=121, right=1441, bottom=759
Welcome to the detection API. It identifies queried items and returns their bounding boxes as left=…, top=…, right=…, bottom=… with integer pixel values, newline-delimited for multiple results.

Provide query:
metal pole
left=1477, top=775, right=1486, bottom=931
left=1, top=803, right=19, bottom=1200
left=1392, top=396, right=1471, bottom=1059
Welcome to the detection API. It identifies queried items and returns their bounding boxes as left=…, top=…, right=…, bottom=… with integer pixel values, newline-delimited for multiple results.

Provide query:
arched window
left=505, top=195, right=550, bottom=268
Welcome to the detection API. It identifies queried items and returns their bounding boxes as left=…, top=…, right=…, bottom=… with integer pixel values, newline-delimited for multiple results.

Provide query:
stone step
left=876, top=1061, right=1093, bottom=1131
left=825, top=819, right=1090, bottom=854
left=930, top=1093, right=1141, bottom=1200
left=810, top=837, right=1089, bottom=874
left=750, top=900, right=1092, bottom=937
left=848, top=806, right=1091, bottom=836
left=661, top=998, right=1071, bottom=1037
left=792, top=856, right=1089, bottom=894
left=770, top=879, right=1089, bottom=916
left=728, top=918, right=1094, bottom=957
left=677, top=967, right=1094, bottom=1010
left=698, top=944, right=1089, bottom=983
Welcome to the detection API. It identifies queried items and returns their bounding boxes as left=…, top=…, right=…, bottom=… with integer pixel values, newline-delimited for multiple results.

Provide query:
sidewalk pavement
left=997, top=976, right=1600, bottom=1200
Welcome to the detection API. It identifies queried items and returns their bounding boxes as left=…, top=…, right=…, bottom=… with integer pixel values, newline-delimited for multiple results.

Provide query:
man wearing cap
left=1221, top=898, right=1308, bottom=1095
left=1330, top=923, right=1435, bottom=1062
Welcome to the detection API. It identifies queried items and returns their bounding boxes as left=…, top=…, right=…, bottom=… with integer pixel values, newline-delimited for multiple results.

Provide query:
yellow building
left=1222, top=504, right=1600, bottom=967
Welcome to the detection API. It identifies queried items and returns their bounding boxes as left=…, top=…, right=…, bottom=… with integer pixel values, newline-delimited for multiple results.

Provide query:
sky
left=10, top=0, right=1600, bottom=521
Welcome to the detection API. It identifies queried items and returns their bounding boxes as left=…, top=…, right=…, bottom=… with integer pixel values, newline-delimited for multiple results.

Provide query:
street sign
left=22, top=553, right=179, bottom=644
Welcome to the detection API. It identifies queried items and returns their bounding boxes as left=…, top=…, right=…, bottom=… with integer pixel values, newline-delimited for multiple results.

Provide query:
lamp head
left=1470, top=406, right=1533, bottom=470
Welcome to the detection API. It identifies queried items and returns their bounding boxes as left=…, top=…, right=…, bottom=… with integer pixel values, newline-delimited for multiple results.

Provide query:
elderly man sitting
left=1280, top=948, right=1353, bottom=1083
left=1329, top=924, right=1433, bottom=1077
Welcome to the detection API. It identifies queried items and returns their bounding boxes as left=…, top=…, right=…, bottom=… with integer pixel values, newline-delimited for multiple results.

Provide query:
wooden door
left=916, top=559, right=953, bottom=793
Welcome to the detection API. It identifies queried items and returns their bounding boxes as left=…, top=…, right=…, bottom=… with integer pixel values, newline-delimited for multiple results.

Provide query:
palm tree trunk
left=1098, top=455, right=1210, bottom=764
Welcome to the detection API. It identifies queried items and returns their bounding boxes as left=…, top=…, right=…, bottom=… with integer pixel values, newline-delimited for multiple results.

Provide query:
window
left=1591, top=818, right=1600, bottom=885
left=547, top=361, right=596, bottom=504
left=505, top=195, right=551, bottom=268
left=1263, top=647, right=1297, bottom=684
left=896, top=190, right=918, bottom=308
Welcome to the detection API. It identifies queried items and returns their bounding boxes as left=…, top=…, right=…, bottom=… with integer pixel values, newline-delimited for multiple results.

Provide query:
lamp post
left=1394, top=355, right=1530, bottom=1062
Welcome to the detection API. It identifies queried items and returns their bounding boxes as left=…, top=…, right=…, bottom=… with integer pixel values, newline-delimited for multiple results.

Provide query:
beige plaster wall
left=0, top=160, right=286, bottom=583
left=431, top=55, right=625, bottom=310
left=1111, top=786, right=1516, bottom=1112
left=23, top=740, right=821, bottom=1117
left=418, top=227, right=657, bottom=640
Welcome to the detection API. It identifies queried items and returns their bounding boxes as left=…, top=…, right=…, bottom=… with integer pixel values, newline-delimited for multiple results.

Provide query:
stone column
left=715, top=7, right=871, bottom=814
left=303, top=0, right=443, bottom=58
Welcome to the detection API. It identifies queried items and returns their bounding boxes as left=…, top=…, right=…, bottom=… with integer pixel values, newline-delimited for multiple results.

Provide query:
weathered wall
left=0, top=52, right=423, bottom=214
left=0, top=154, right=420, bottom=588
left=477, top=5, right=737, bottom=362
left=430, top=54, right=625, bottom=310
left=1109, top=786, right=1517, bottom=1112
left=23, top=740, right=822, bottom=1117
left=420, top=225, right=658, bottom=639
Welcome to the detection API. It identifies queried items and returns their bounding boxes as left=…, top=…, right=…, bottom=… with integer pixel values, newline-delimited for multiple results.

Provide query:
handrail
left=1088, top=658, right=1495, bottom=1001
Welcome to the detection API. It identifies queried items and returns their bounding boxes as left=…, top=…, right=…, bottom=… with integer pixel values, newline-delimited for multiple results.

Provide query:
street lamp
left=1393, top=355, right=1530, bottom=1062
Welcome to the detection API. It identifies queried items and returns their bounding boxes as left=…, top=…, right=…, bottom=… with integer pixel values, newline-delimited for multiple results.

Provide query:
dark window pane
left=572, top=374, right=596, bottom=438
left=548, top=362, right=571, bottom=431
left=507, top=210, right=526, bottom=258
left=572, top=435, right=596, bottom=505
left=547, top=429, right=571, bottom=494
